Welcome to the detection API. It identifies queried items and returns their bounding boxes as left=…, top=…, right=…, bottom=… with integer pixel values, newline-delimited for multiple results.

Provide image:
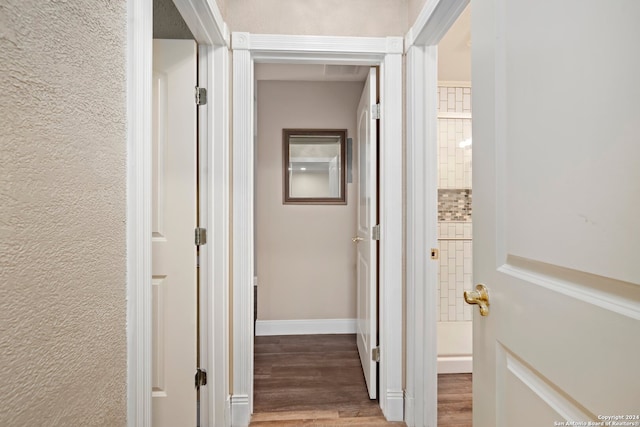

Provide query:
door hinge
left=431, top=248, right=439, bottom=260
left=195, top=368, right=207, bottom=388
left=372, top=103, right=381, bottom=120
left=372, top=224, right=380, bottom=241
left=195, top=227, right=207, bottom=246
left=195, top=86, right=207, bottom=106
left=372, top=347, right=380, bottom=362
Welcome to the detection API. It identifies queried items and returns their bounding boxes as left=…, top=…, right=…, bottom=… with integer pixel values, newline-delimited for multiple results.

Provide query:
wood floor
left=251, top=334, right=472, bottom=426
left=438, top=373, right=472, bottom=427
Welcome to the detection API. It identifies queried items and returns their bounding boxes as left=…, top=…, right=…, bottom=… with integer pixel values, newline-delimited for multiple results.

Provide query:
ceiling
left=255, top=63, right=370, bottom=82
left=255, top=6, right=471, bottom=84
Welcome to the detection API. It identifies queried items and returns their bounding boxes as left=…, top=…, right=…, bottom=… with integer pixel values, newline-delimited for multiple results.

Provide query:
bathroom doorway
left=436, top=5, right=473, bottom=426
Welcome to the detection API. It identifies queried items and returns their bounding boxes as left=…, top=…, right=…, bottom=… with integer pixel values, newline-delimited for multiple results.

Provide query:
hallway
left=251, top=334, right=404, bottom=426
left=251, top=334, right=472, bottom=426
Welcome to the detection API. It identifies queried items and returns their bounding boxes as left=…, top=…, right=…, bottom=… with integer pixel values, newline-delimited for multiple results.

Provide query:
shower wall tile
left=437, top=222, right=473, bottom=322
left=437, top=85, right=474, bottom=323
left=438, top=86, right=472, bottom=113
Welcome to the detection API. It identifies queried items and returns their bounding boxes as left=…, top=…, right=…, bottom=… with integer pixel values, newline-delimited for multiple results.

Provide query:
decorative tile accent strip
left=438, top=189, right=472, bottom=221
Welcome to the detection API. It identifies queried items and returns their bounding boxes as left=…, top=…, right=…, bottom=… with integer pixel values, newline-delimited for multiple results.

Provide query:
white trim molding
left=378, top=44, right=405, bottom=423
left=231, top=32, right=404, bottom=426
left=405, top=43, right=439, bottom=427
left=127, top=0, right=153, bottom=426
left=404, top=1, right=469, bottom=426
left=437, top=356, right=473, bottom=374
left=405, top=0, right=470, bottom=48
left=231, top=41, right=254, bottom=427
left=173, top=0, right=230, bottom=46
left=210, top=42, right=231, bottom=427
left=255, top=319, right=357, bottom=336
left=197, top=41, right=231, bottom=427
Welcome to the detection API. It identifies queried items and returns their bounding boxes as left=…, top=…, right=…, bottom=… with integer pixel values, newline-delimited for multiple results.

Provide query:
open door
left=151, top=39, right=198, bottom=427
left=355, top=67, right=379, bottom=400
left=471, top=0, right=640, bottom=424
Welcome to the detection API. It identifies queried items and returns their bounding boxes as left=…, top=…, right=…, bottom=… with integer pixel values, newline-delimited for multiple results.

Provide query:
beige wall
left=408, top=0, right=428, bottom=27
left=227, top=0, right=408, bottom=37
left=438, top=5, right=471, bottom=82
left=0, top=2, right=127, bottom=425
left=256, top=81, right=364, bottom=320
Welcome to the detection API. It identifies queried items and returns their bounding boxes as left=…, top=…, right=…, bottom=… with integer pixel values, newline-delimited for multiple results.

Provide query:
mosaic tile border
left=438, top=189, right=472, bottom=222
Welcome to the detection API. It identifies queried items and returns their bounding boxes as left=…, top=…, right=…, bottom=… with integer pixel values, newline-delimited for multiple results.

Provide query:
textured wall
left=0, top=1, right=127, bottom=425
left=227, top=0, right=408, bottom=36
left=256, top=81, right=363, bottom=321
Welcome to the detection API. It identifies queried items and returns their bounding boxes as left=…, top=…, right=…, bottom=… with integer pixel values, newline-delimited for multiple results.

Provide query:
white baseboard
left=230, top=394, right=250, bottom=427
left=384, top=389, right=405, bottom=421
left=254, top=318, right=356, bottom=336
left=404, top=391, right=415, bottom=427
left=224, top=395, right=231, bottom=427
left=437, top=355, right=472, bottom=374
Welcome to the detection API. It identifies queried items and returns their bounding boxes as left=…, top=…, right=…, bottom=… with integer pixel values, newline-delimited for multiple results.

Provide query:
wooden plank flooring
left=251, top=334, right=472, bottom=426
left=438, top=373, right=472, bottom=427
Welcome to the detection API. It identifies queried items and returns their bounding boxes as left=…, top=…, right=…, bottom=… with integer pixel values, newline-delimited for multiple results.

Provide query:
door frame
left=231, top=32, right=404, bottom=426
left=126, top=1, right=230, bottom=426
left=403, top=0, right=470, bottom=426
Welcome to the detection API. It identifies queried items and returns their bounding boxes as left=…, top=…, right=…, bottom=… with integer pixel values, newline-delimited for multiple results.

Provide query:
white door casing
left=472, top=0, right=640, bottom=424
left=231, top=33, right=404, bottom=426
left=355, top=67, right=379, bottom=400
left=151, top=39, right=197, bottom=427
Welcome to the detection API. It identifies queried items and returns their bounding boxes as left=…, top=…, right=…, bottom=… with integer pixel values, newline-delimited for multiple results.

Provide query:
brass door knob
left=352, top=236, right=364, bottom=243
left=464, top=284, right=490, bottom=316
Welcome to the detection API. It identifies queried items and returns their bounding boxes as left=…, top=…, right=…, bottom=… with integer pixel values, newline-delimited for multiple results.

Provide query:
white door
left=355, top=67, right=378, bottom=400
left=472, top=0, right=640, bottom=425
left=152, top=39, right=198, bottom=427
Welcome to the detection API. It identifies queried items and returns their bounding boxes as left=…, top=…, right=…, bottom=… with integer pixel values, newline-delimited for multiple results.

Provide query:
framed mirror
left=283, top=129, right=347, bottom=205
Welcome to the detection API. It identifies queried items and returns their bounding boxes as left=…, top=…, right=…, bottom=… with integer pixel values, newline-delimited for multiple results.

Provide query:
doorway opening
left=230, top=33, right=404, bottom=426
left=151, top=1, right=202, bottom=425
left=435, top=5, right=473, bottom=426
left=251, top=63, right=385, bottom=425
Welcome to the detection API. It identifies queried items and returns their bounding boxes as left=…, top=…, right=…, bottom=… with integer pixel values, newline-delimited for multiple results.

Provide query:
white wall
left=227, top=0, right=408, bottom=36
left=0, top=1, right=127, bottom=425
left=256, top=81, right=363, bottom=321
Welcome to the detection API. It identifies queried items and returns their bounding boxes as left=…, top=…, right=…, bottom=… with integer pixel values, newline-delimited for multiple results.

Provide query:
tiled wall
left=437, top=85, right=473, bottom=322
left=438, top=117, right=472, bottom=189
left=438, top=86, right=472, bottom=113
left=437, top=222, right=473, bottom=322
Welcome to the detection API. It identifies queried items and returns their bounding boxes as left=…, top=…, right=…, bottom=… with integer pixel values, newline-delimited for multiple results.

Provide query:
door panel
left=152, top=39, right=198, bottom=427
left=356, top=67, right=378, bottom=400
left=472, top=0, right=640, bottom=425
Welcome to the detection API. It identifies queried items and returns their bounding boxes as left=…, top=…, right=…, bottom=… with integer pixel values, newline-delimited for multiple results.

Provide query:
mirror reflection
left=283, top=129, right=347, bottom=204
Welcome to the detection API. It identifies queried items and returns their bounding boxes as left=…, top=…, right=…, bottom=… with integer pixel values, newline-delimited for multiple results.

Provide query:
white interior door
left=152, top=39, right=198, bottom=427
left=355, top=67, right=378, bottom=400
left=472, top=0, right=640, bottom=425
